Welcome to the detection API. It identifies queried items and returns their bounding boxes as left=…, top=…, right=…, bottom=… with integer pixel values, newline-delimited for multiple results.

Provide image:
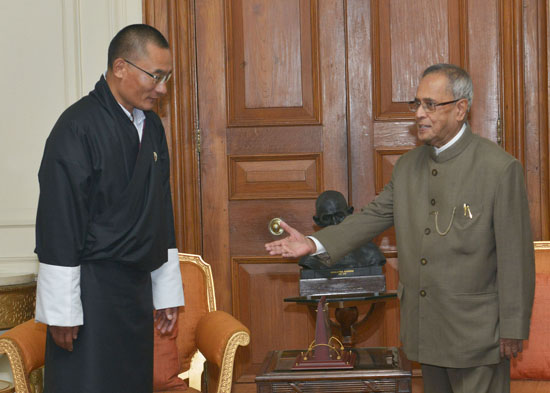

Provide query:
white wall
left=0, top=0, right=142, bottom=272
left=0, top=0, right=142, bottom=382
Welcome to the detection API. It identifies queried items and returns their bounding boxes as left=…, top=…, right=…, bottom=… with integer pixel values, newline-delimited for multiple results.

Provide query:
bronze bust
left=299, top=190, right=386, bottom=273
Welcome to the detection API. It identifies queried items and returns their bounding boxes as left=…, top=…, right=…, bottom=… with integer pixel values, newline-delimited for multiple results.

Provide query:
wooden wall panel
left=227, top=127, right=322, bottom=155
left=143, top=0, right=202, bottom=254
left=390, top=0, right=450, bottom=103
left=372, top=0, right=468, bottom=120
left=242, top=0, right=302, bottom=108
left=228, top=154, right=323, bottom=200
left=195, top=0, right=233, bottom=312
left=467, top=0, right=499, bottom=142
left=347, top=0, right=377, bottom=209
left=225, top=0, right=321, bottom=126
left=373, top=122, right=418, bottom=147
left=318, top=0, right=349, bottom=196
left=232, top=257, right=315, bottom=379
left=521, top=0, right=550, bottom=240
left=229, top=199, right=317, bottom=256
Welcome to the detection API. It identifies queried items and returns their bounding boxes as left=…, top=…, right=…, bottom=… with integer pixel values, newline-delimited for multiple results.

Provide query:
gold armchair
left=166, top=253, right=251, bottom=392
left=0, top=318, right=45, bottom=393
left=0, top=253, right=250, bottom=393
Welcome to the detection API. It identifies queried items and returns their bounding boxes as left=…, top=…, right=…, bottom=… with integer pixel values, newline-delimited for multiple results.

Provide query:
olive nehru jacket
left=314, top=125, right=535, bottom=368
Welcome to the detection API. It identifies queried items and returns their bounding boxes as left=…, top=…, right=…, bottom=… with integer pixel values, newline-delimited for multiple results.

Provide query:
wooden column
left=143, top=0, right=202, bottom=253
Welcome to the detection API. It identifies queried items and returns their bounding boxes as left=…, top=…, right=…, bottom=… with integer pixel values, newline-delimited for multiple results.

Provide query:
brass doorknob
left=269, top=218, right=284, bottom=236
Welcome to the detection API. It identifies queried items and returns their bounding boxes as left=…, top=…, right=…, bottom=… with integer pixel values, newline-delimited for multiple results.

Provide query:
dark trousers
left=421, top=359, right=510, bottom=393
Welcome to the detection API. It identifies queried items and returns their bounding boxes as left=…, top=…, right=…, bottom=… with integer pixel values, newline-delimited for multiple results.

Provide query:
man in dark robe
left=35, top=24, right=184, bottom=393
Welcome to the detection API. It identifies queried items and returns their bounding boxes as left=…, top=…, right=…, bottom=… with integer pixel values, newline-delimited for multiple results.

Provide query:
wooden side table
left=284, top=292, right=398, bottom=347
left=256, top=347, right=411, bottom=393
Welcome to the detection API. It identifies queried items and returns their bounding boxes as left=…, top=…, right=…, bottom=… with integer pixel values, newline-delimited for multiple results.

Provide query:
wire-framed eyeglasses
left=124, top=59, right=172, bottom=84
left=408, top=98, right=461, bottom=113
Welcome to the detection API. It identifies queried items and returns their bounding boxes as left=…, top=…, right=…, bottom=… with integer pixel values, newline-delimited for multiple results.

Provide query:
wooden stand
left=292, top=296, right=356, bottom=370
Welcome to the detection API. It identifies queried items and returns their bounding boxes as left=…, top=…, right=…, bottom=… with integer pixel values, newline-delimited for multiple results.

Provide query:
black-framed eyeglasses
left=408, top=98, right=461, bottom=113
left=124, top=59, right=172, bottom=84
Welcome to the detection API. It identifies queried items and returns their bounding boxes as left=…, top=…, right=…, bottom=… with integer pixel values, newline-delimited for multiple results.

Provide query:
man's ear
left=111, top=58, right=127, bottom=79
left=456, top=98, right=469, bottom=121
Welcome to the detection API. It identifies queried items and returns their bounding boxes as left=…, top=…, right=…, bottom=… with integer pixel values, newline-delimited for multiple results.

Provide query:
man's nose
left=415, top=104, right=427, bottom=119
left=155, top=82, right=168, bottom=95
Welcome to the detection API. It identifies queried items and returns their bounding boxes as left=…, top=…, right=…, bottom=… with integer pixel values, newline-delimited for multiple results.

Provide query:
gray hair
left=422, top=64, right=473, bottom=110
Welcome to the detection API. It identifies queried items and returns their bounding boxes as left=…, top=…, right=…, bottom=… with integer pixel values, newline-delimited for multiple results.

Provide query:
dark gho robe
left=35, top=76, right=183, bottom=393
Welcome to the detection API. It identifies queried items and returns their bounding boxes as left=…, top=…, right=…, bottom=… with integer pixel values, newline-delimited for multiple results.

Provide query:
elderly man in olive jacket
left=265, top=64, right=535, bottom=393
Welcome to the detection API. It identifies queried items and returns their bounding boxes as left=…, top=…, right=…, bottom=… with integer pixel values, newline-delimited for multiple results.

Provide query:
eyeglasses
left=124, top=59, right=172, bottom=84
left=408, top=98, right=461, bottom=113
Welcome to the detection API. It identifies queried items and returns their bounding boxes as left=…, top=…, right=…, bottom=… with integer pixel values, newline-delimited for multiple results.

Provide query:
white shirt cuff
left=307, top=236, right=327, bottom=255
left=151, top=248, right=185, bottom=309
left=35, top=263, right=83, bottom=326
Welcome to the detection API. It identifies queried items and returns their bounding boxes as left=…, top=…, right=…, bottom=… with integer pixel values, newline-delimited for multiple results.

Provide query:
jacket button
left=432, top=169, right=438, bottom=176
left=420, top=290, right=427, bottom=297
left=424, top=228, right=431, bottom=235
left=431, top=199, right=436, bottom=206
left=421, top=258, right=428, bottom=265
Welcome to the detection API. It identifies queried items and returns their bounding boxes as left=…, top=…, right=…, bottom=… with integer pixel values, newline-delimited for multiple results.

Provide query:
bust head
left=313, top=190, right=354, bottom=227
left=300, top=190, right=386, bottom=271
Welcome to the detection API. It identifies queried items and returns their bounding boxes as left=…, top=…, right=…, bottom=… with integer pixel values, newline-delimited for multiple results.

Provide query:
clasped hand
left=264, top=221, right=315, bottom=258
left=500, top=338, right=523, bottom=359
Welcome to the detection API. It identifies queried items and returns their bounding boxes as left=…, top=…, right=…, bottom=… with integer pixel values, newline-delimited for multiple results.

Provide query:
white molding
left=108, top=0, right=123, bottom=37
left=0, top=256, right=38, bottom=263
left=0, top=256, right=39, bottom=275
left=109, top=0, right=142, bottom=35
left=0, top=222, right=34, bottom=228
left=0, top=208, right=36, bottom=227
left=61, top=0, right=83, bottom=105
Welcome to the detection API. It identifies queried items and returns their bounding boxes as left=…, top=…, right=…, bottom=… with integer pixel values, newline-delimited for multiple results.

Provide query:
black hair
left=107, top=24, right=169, bottom=70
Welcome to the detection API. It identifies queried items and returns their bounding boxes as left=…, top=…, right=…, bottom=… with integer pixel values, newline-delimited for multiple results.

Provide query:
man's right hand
left=265, top=221, right=316, bottom=258
left=49, top=326, right=80, bottom=351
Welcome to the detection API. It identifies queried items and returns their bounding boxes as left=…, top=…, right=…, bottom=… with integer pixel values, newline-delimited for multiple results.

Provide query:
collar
left=117, top=102, right=146, bottom=127
left=91, top=75, right=146, bottom=141
left=98, top=73, right=146, bottom=126
left=434, top=123, right=467, bottom=155
left=429, top=123, right=474, bottom=163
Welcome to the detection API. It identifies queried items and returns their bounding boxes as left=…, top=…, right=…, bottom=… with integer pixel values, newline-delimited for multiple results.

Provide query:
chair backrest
left=510, top=241, right=550, bottom=380
left=176, top=253, right=217, bottom=372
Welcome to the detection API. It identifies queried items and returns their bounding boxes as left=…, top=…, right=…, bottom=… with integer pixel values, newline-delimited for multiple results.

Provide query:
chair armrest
left=196, top=311, right=250, bottom=367
left=195, top=311, right=250, bottom=393
left=0, top=319, right=47, bottom=393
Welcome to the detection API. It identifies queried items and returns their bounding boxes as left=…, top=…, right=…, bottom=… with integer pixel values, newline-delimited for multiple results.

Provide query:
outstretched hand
left=265, top=221, right=316, bottom=258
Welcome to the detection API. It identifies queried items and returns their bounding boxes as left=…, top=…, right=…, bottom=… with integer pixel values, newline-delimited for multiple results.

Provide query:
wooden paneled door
left=145, top=0, right=549, bottom=391
left=197, top=0, right=351, bottom=385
